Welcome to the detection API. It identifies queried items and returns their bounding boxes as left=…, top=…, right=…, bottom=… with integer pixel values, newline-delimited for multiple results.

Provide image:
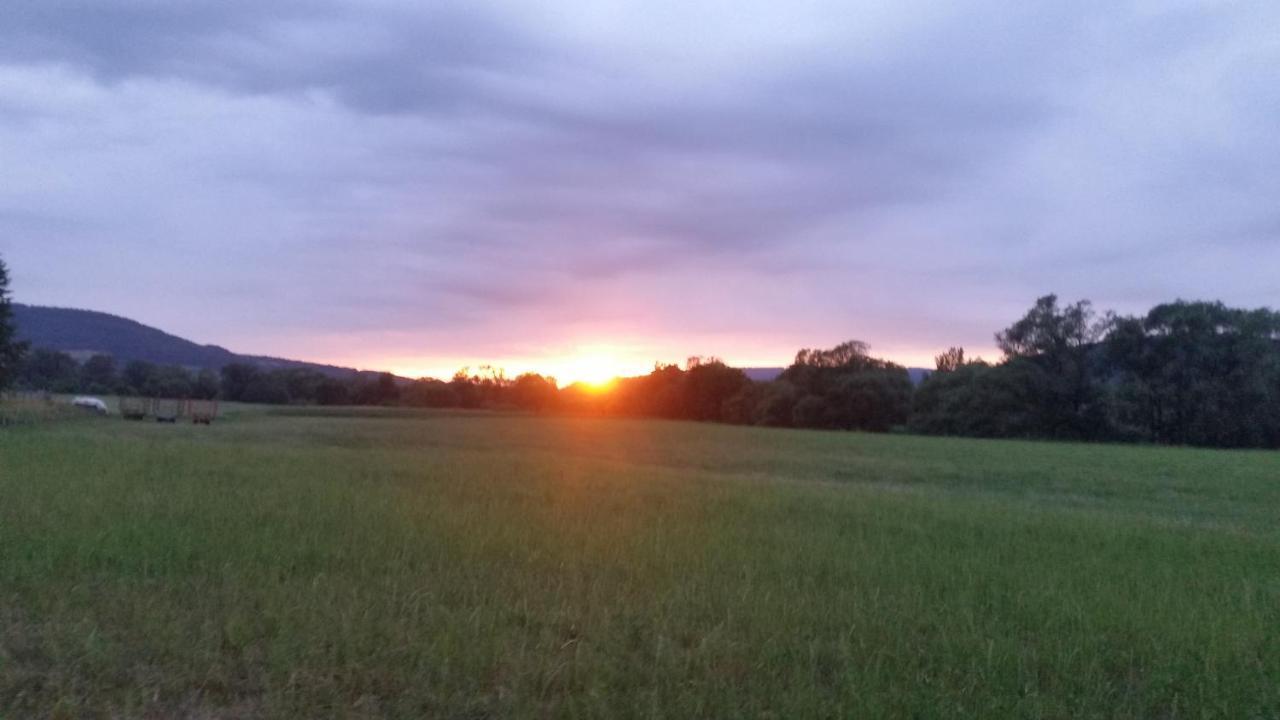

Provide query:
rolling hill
left=12, top=304, right=371, bottom=379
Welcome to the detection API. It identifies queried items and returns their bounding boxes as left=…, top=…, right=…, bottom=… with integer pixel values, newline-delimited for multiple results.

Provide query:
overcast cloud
left=3, top=0, right=1278, bottom=375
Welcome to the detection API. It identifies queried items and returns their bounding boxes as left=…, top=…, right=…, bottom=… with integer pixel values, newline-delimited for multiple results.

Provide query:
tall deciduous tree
left=80, top=354, right=119, bottom=393
left=510, top=373, right=558, bottom=412
left=681, top=360, right=749, bottom=422
left=19, top=349, right=79, bottom=392
left=122, top=360, right=160, bottom=396
left=220, top=363, right=261, bottom=402
left=0, top=255, right=28, bottom=392
left=995, top=295, right=1112, bottom=439
left=934, top=347, right=966, bottom=373
left=1108, top=301, right=1280, bottom=447
left=781, top=340, right=912, bottom=432
left=194, top=369, right=221, bottom=400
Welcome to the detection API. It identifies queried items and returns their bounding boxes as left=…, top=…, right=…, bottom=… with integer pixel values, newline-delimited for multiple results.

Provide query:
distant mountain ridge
left=740, top=367, right=785, bottom=382
left=12, top=304, right=372, bottom=380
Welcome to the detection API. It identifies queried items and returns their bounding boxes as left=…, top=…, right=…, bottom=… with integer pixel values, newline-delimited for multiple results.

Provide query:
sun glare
left=549, top=350, right=628, bottom=389
left=383, top=345, right=654, bottom=389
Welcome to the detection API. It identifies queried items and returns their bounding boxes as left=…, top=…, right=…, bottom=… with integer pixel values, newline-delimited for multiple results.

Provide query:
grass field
left=2, top=408, right=1279, bottom=718
left=0, top=395, right=81, bottom=427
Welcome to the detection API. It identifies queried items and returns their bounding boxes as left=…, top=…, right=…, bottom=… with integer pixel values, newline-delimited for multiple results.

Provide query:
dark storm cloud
left=2, top=1, right=1278, bottom=368
left=2, top=1, right=549, bottom=114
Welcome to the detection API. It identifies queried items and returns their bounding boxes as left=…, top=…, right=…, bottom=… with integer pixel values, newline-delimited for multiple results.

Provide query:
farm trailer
left=119, top=397, right=219, bottom=424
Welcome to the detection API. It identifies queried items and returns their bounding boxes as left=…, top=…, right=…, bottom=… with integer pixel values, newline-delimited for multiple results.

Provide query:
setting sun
left=542, top=348, right=634, bottom=389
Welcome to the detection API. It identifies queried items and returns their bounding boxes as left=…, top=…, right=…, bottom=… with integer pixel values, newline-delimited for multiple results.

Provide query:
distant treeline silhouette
left=8, top=295, right=1280, bottom=450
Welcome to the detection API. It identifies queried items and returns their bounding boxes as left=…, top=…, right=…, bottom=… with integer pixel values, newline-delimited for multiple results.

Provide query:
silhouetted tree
left=471, top=366, right=512, bottom=407
left=148, top=365, right=195, bottom=398
left=996, top=296, right=1107, bottom=358
left=79, top=354, right=119, bottom=394
left=398, top=378, right=452, bottom=408
left=935, top=347, right=965, bottom=373
left=1108, top=301, right=1280, bottom=447
left=910, top=360, right=1039, bottom=437
left=194, top=368, right=221, bottom=400
left=281, top=369, right=327, bottom=403
left=242, top=372, right=290, bottom=404
left=722, top=382, right=765, bottom=425
left=316, top=377, right=353, bottom=406
left=602, top=364, right=681, bottom=418
left=0, top=256, right=27, bottom=393
left=791, top=394, right=831, bottom=428
left=792, top=341, right=872, bottom=369
left=449, top=370, right=482, bottom=409
left=20, top=349, right=79, bottom=393
left=828, top=370, right=913, bottom=431
left=995, top=295, right=1112, bottom=439
left=753, top=381, right=798, bottom=427
left=780, top=340, right=911, bottom=431
left=121, top=360, right=158, bottom=396
left=355, top=372, right=401, bottom=406
left=511, top=373, right=558, bottom=412
left=681, top=360, right=749, bottom=422
left=557, top=382, right=607, bottom=415
left=220, top=363, right=261, bottom=402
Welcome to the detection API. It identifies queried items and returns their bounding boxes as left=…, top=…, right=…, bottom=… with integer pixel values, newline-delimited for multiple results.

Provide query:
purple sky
left=3, top=1, right=1279, bottom=380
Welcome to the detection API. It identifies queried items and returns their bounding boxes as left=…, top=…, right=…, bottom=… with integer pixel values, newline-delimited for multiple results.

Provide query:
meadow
left=1, top=407, right=1278, bottom=719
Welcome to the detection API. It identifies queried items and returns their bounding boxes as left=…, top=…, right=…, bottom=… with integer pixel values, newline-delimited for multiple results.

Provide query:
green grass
left=2, top=409, right=1278, bottom=718
left=0, top=397, right=83, bottom=426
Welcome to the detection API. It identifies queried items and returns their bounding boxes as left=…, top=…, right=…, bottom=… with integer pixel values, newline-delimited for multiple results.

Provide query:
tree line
left=911, top=296, right=1280, bottom=448
left=3, top=253, right=1279, bottom=449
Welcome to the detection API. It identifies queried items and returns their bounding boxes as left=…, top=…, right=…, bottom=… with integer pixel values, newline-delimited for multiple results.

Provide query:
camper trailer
left=71, top=396, right=109, bottom=415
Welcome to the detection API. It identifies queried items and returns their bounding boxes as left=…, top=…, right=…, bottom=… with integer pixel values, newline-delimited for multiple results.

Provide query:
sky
left=2, top=1, right=1279, bottom=382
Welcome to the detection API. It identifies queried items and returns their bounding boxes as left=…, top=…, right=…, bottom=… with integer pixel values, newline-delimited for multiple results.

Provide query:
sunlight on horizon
left=362, top=342, right=976, bottom=386
left=386, top=345, right=659, bottom=388
left=540, top=348, right=634, bottom=388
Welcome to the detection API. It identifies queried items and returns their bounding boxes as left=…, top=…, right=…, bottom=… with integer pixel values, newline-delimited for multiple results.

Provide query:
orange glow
left=541, top=348, right=631, bottom=388
left=384, top=344, right=654, bottom=388
left=339, top=338, right=973, bottom=388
